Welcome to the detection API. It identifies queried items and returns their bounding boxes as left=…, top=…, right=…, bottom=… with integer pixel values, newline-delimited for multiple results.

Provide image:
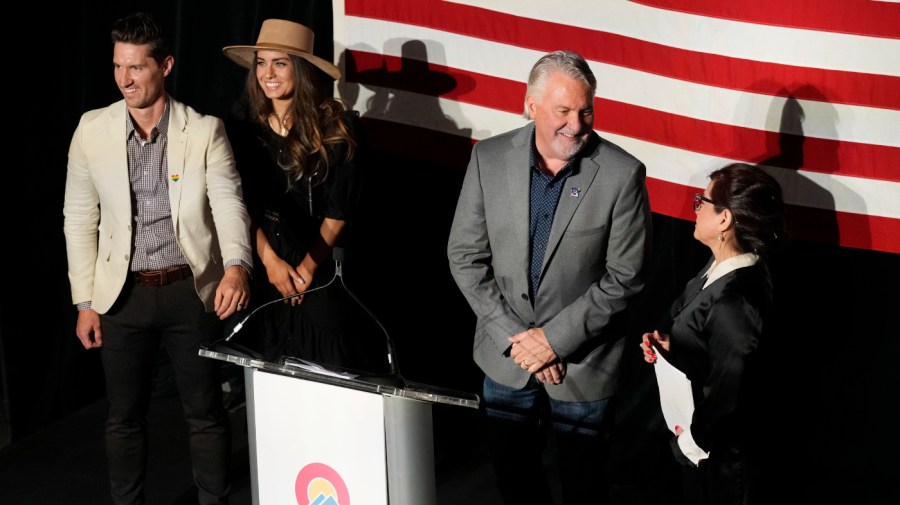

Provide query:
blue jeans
left=101, top=277, right=230, bottom=505
left=483, top=375, right=613, bottom=505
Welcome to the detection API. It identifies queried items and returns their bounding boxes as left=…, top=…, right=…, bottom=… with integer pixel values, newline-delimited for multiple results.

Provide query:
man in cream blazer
left=448, top=50, right=651, bottom=504
left=63, top=12, right=251, bottom=505
left=65, top=97, right=251, bottom=315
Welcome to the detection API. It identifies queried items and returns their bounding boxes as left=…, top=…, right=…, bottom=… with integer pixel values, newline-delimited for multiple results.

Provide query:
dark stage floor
left=0, top=359, right=680, bottom=505
left=0, top=364, right=504, bottom=505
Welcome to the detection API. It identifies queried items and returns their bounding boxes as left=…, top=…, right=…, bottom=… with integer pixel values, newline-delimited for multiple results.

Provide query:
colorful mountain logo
left=296, top=462, right=350, bottom=505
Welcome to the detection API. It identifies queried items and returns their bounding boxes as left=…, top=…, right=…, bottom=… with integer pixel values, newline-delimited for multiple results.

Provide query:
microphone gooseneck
left=218, top=272, right=338, bottom=344
left=333, top=247, right=405, bottom=387
left=209, top=247, right=405, bottom=388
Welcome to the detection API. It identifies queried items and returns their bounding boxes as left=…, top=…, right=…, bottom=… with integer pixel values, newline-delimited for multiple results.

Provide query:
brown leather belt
left=133, top=265, right=193, bottom=286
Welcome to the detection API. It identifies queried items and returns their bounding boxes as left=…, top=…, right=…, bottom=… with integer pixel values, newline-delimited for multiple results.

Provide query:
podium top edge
left=199, top=347, right=480, bottom=409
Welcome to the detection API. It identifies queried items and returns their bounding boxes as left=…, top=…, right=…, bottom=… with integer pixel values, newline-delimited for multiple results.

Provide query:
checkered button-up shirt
left=126, top=103, right=189, bottom=272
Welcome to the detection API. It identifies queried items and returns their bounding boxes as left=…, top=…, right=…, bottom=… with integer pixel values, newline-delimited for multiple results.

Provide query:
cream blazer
left=64, top=97, right=252, bottom=314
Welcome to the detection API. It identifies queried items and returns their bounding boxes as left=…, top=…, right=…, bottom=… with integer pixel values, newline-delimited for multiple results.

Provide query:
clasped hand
left=509, top=327, right=566, bottom=384
left=266, top=257, right=313, bottom=306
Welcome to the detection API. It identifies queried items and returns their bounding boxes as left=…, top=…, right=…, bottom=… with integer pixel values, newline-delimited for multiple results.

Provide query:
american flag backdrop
left=332, top=0, right=900, bottom=254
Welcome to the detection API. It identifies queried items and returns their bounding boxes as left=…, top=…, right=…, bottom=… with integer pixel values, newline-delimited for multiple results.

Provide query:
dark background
left=2, top=1, right=898, bottom=504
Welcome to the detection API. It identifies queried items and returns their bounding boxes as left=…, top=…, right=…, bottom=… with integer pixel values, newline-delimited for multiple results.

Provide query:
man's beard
left=554, top=132, right=588, bottom=160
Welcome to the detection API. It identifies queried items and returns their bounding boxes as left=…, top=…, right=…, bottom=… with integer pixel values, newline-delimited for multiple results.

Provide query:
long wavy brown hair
left=245, top=54, right=356, bottom=189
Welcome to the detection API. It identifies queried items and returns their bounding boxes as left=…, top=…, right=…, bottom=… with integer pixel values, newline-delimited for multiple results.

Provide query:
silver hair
left=522, top=50, right=597, bottom=119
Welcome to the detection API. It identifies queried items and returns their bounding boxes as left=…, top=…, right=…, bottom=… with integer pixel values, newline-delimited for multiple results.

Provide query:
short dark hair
left=111, top=12, right=171, bottom=65
left=708, top=163, right=787, bottom=257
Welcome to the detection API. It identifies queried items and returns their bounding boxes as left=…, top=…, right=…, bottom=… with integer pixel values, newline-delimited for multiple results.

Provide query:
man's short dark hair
left=111, top=12, right=171, bottom=65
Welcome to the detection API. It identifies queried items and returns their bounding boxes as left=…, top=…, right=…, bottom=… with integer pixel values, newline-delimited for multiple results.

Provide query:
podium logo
left=296, top=462, right=350, bottom=505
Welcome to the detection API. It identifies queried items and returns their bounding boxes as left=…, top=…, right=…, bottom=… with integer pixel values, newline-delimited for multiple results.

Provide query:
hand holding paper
left=640, top=330, right=670, bottom=363
left=640, top=330, right=692, bottom=435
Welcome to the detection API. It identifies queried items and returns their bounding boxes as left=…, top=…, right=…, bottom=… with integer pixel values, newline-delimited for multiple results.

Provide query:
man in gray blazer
left=63, top=13, right=252, bottom=505
left=448, top=50, right=651, bottom=504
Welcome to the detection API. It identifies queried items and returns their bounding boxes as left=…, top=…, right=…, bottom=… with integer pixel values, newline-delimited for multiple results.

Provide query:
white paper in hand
left=653, top=351, right=694, bottom=434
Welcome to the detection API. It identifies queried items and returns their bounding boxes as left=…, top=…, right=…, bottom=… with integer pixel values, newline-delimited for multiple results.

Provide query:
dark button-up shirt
left=529, top=135, right=573, bottom=300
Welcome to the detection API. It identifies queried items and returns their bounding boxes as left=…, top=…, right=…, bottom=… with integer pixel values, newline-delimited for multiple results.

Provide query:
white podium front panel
left=199, top=346, right=479, bottom=504
left=250, top=369, right=388, bottom=505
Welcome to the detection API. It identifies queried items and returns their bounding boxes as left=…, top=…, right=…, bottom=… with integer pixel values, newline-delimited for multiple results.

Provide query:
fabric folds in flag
left=333, top=0, right=900, bottom=253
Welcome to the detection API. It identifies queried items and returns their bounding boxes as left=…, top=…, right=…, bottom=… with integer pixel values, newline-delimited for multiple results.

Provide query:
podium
left=200, top=346, right=479, bottom=505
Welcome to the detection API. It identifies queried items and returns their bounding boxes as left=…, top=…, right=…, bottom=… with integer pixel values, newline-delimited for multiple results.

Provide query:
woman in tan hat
left=223, top=19, right=379, bottom=371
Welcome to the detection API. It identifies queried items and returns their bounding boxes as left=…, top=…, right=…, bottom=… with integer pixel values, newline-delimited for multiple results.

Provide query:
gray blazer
left=448, top=123, right=651, bottom=402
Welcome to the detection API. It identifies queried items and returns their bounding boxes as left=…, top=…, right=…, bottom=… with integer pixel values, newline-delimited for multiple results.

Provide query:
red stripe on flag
left=598, top=98, right=900, bottom=184
left=356, top=118, right=900, bottom=254
left=632, top=0, right=900, bottom=39
left=345, top=0, right=900, bottom=111
left=347, top=50, right=524, bottom=111
left=346, top=50, right=521, bottom=107
left=347, top=51, right=900, bottom=182
left=646, top=178, right=900, bottom=253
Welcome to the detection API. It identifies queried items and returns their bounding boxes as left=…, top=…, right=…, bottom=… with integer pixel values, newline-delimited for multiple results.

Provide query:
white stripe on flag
left=449, top=0, right=900, bottom=75
left=605, top=132, right=900, bottom=218
left=345, top=86, right=900, bottom=220
left=342, top=17, right=900, bottom=147
left=350, top=84, right=528, bottom=137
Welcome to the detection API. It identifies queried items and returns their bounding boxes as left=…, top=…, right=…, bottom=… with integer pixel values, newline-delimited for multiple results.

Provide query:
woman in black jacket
left=641, top=162, right=787, bottom=505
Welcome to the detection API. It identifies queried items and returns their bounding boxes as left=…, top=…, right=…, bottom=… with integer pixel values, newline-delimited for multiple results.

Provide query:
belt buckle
left=135, top=266, right=188, bottom=287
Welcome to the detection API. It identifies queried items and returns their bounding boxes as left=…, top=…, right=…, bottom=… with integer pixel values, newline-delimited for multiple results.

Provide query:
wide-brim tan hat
left=223, top=19, right=341, bottom=80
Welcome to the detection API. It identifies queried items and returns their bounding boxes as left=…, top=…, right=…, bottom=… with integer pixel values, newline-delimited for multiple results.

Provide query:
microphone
left=207, top=247, right=405, bottom=388
left=333, top=247, right=406, bottom=388
left=222, top=273, right=338, bottom=343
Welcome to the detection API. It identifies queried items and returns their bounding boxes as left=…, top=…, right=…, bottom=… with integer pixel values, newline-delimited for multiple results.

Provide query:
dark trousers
left=681, top=443, right=755, bottom=505
left=482, top=375, right=613, bottom=505
left=101, top=277, right=230, bottom=505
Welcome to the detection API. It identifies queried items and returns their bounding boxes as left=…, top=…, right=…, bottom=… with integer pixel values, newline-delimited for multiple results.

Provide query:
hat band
left=255, top=42, right=312, bottom=55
